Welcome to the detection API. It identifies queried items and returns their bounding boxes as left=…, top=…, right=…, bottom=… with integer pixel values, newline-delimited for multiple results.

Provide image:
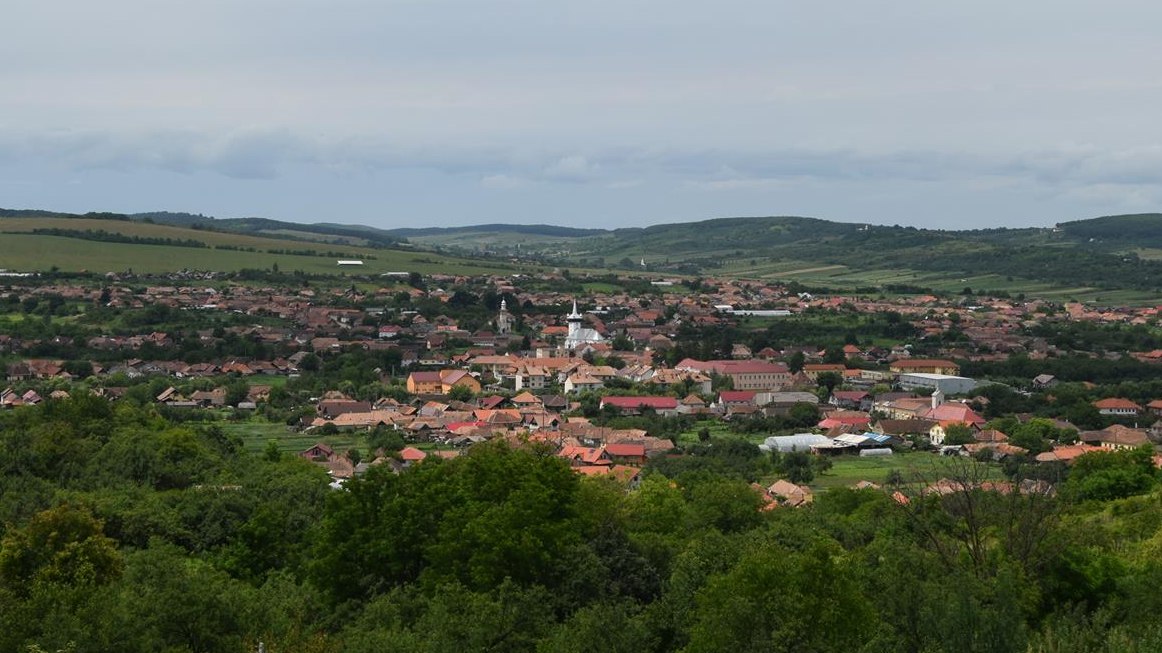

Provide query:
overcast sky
left=4, top=0, right=1162, bottom=230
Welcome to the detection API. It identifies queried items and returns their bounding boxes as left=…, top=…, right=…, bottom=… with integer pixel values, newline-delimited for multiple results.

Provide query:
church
left=564, top=300, right=604, bottom=351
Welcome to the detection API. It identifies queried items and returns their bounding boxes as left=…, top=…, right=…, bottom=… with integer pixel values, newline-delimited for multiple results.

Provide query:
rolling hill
left=0, top=209, right=534, bottom=276
left=5, top=206, right=1162, bottom=302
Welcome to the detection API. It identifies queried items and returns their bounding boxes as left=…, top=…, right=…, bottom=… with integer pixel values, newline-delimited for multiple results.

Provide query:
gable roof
left=600, top=396, right=679, bottom=410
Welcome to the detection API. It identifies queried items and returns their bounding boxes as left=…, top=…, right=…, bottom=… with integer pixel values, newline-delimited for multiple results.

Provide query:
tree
left=1065, top=446, right=1159, bottom=502
left=1008, top=418, right=1070, bottom=454
left=943, top=423, right=977, bottom=446
left=224, top=380, right=249, bottom=407
left=684, top=540, right=874, bottom=653
left=311, top=441, right=586, bottom=603
left=823, top=347, right=845, bottom=364
left=263, top=439, right=282, bottom=462
left=774, top=450, right=815, bottom=484
left=0, top=504, right=123, bottom=597
left=786, top=402, right=820, bottom=429
left=298, top=353, right=320, bottom=373
left=816, top=371, right=843, bottom=394
left=447, top=384, right=475, bottom=402
left=787, top=351, right=805, bottom=373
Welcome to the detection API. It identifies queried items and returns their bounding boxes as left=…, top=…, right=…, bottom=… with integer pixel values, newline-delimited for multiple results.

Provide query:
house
left=557, top=445, right=611, bottom=467
left=677, top=394, right=709, bottom=415
left=1032, top=374, right=1057, bottom=389
left=1093, top=398, right=1143, bottom=416
left=802, top=363, right=846, bottom=380
left=924, top=400, right=986, bottom=427
left=300, top=442, right=337, bottom=462
left=674, top=359, right=791, bottom=391
left=574, top=464, right=642, bottom=488
left=829, top=390, right=871, bottom=411
left=317, top=400, right=373, bottom=419
left=505, top=392, right=537, bottom=408
left=438, top=369, right=482, bottom=395
left=406, top=370, right=481, bottom=395
left=1035, top=444, right=1105, bottom=464
left=564, top=373, right=604, bottom=394
left=817, top=411, right=872, bottom=431
left=599, top=396, right=680, bottom=417
left=190, top=388, right=227, bottom=407
left=890, top=359, right=961, bottom=376
left=5, top=362, right=33, bottom=382
left=760, top=391, right=821, bottom=416
left=604, top=442, right=648, bottom=465
left=409, top=369, right=443, bottom=395
left=717, top=390, right=757, bottom=407
left=766, top=479, right=814, bottom=507
left=515, top=366, right=549, bottom=391
left=399, top=447, right=428, bottom=466
left=1079, top=425, right=1151, bottom=450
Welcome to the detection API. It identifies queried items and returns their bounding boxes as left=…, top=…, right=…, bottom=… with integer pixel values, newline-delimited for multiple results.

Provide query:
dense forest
left=2, top=395, right=1162, bottom=652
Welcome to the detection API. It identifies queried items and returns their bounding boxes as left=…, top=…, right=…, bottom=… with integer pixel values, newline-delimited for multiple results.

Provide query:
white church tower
left=566, top=300, right=583, bottom=344
left=496, top=299, right=513, bottom=335
left=564, top=299, right=603, bottom=351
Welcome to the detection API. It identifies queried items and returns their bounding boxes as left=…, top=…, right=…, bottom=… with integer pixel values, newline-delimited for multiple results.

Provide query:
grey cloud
left=3, top=129, right=1162, bottom=201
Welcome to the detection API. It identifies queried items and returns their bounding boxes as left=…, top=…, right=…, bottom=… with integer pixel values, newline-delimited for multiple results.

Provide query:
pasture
left=0, top=232, right=528, bottom=276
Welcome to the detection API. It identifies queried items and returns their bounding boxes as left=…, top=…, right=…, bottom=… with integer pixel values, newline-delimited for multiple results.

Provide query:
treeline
left=30, top=228, right=208, bottom=249
left=263, top=247, right=376, bottom=260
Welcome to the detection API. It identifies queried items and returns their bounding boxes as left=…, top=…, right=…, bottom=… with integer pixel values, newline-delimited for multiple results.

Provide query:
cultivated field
left=0, top=229, right=533, bottom=276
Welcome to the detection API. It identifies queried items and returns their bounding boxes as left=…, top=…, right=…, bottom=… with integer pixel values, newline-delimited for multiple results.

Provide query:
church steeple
left=496, top=298, right=513, bottom=335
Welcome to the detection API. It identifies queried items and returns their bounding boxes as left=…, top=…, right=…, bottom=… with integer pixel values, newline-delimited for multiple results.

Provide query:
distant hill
left=6, top=206, right=1162, bottom=300
left=1056, top=213, right=1162, bottom=248
left=131, top=212, right=405, bottom=247
left=385, top=224, right=608, bottom=239
left=0, top=208, right=525, bottom=276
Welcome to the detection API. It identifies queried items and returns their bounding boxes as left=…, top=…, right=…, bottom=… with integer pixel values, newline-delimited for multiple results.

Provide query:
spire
left=568, top=300, right=582, bottom=321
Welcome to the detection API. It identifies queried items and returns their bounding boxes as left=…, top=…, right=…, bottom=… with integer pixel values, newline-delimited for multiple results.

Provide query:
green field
left=808, top=451, right=1003, bottom=490
left=220, top=421, right=365, bottom=455
left=713, top=257, right=1162, bottom=305
left=0, top=233, right=527, bottom=276
left=222, top=420, right=458, bottom=460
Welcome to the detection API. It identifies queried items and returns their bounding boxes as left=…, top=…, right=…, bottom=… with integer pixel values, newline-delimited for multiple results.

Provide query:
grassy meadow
left=0, top=232, right=531, bottom=276
left=808, top=451, right=1003, bottom=490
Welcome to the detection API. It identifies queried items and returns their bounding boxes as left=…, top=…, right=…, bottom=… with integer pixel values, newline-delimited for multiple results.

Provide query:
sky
left=4, top=0, right=1162, bottom=230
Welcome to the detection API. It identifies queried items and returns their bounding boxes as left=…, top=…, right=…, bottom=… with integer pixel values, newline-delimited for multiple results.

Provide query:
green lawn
left=220, top=421, right=364, bottom=455
left=246, top=375, right=289, bottom=388
left=581, top=282, right=624, bottom=293
left=808, top=451, right=1003, bottom=491
left=674, top=420, right=737, bottom=446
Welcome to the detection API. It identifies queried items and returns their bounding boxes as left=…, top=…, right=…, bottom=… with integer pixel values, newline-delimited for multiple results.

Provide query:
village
left=4, top=269, right=1162, bottom=507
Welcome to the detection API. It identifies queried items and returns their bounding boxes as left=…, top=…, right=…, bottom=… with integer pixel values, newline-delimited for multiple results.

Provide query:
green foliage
left=312, top=441, right=586, bottom=603
left=446, top=384, right=475, bottom=402
left=1065, top=447, right=1159, bottom=503
left=684, top=539, right=874, bottom=653
left=6, top=376, right=1162, bottom=651
left=944, top=423, right=978, bottom=446
left=773, top=450, right=815, bottom=484
left=647, top=439, right=769, bottom=481
left=0, top=505, right=123, bottom=597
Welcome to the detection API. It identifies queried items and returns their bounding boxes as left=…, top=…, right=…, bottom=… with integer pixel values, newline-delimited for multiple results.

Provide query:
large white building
left=564, top=300, right=603, bottom=351
left=897, top=373, right=978, bottom=396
